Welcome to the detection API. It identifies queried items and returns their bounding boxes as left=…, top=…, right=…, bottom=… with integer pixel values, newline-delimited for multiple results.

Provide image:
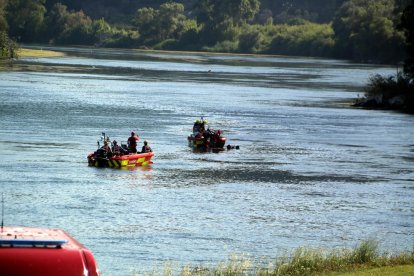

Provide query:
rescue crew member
left=101, top=140, right=112, bottom=156
left=127, top=131, right=139, bottom=153
left=112, top=140, right=122, bottom=156
left=200, top=118, right=207, bottom=132
left=193, top=119, right=201, bottom=134
left=141, top=140, right=152, bottom=153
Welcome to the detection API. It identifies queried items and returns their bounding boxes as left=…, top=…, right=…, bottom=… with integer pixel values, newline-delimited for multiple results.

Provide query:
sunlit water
left=1, top=46, right=413, bottom=275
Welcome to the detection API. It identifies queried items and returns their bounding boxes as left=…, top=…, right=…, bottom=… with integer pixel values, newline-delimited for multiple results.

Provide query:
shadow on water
left=156, top=167, right=373, bottom=187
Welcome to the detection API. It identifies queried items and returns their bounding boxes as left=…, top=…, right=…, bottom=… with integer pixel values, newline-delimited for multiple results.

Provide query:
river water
left=1, top=46, right=413, bottom=275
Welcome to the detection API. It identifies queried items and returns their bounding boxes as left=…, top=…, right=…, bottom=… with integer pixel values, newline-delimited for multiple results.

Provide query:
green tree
left=332, top=0, right=405, bottom=63
left=58, top=10, right=94, bottom=44
left=92, top=18, right=112, bottom=45
left=158, top=2, right=186, bottom=40
left=267, top=22, right=335, bottom=57
left=0, top=0, right=7, bottom=33
left=133, top=2, right=190, bottom=44
left=195, top=0, right=259, bottom=45
left=238, top=27, right=262, bottom=53
left=6, top=0, right=46, bottom=42
left=0, top=0, right=18, bottom=58
left=133, top=7, right=158, bottom=42
left=44, top=3, right=69, bottom=42
left=197, top=0, right=260, bottom=25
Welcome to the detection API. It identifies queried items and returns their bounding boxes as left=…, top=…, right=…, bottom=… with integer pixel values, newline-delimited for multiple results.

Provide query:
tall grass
left=136, top=241, right=414, bottom=276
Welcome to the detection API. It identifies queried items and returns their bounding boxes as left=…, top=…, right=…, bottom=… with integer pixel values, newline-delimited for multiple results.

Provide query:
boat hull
left=87, top=152, right=154, bottom=168
left=187, top=135, right=226, bottom=150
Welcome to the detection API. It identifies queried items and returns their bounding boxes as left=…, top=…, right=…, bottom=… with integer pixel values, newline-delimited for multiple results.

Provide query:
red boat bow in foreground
left=0, top=226, right=100, bottom=276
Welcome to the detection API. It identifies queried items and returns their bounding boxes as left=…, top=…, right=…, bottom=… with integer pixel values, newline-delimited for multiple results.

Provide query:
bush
left=357, top=72, right=414, bottom=113
left=0, top=31, right=18, bottom=58
left=266, top=22, right=335, bottom=57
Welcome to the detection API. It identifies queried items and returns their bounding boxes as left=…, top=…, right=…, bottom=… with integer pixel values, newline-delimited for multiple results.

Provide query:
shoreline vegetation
left=137, top=241, right=414, bottom=276
left=353, top=73, right=414, bottom=114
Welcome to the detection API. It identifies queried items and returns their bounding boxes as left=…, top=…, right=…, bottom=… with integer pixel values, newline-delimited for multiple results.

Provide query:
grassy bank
left=16, top=48, right=65, bottom=58
left=331, top=265, right=414, bottom=275
left=136, top=241, right=414, bottom=276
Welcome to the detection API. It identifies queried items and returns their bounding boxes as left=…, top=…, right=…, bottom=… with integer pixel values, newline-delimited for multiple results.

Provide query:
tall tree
left=158, top=2, right=186, bottom=40
left=1, top=0, right=17, bottom=58
left=44, top=3, right=69, bottom=42
left=195, top=0, right=259, bottom=44
left=6, top=0, right=46, bottom=42
left=133, top=7, right=158, bottom=42
left=0, top=0, right=7, bottom=33
left=133, top=2, right=190, bottom=44
left=332, top=0, right=405, bottom=63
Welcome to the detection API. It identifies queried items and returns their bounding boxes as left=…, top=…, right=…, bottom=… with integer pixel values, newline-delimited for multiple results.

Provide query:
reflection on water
left=1, top=46, right=413, bottom=275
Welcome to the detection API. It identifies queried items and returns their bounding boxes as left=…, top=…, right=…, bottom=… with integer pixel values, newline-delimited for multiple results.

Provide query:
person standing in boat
left=127, top=131, right=139, bottom=153
left=141, top=140, right=152, bottom=153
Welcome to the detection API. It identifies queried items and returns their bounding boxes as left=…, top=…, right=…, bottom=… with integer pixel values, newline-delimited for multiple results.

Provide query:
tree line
left=0, top=0, right=412, bottom=71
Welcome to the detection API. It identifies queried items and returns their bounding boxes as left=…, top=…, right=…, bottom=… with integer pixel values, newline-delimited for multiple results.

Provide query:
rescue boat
left=87, top=151, right=154, bottom=168
left=0, top=226, right=100, bottom=276
left=188, top=129, right=227, bottom=150
left=87, top=132, right=154, bottom=168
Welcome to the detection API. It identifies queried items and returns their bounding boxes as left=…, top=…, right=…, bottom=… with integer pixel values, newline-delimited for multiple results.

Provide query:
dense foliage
left=332, top=0, right=405, bottom=63
left=399, top=0, right=414, bottom=78
left=0, top=0, right=412, bottom=66
left=353, top=0, right=414, bottom=114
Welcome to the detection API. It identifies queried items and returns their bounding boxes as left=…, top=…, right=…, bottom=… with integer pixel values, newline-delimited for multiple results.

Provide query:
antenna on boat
left=1, top=193, right=4, bottom=233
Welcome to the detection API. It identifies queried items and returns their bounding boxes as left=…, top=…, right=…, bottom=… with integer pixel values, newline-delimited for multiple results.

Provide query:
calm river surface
left=1, top=46, right=413, bottom=275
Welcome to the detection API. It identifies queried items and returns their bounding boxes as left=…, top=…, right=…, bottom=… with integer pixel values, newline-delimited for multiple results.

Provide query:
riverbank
left=17, top=48, right=65, bottom=58
left=139, top=241, right=414, bottom=276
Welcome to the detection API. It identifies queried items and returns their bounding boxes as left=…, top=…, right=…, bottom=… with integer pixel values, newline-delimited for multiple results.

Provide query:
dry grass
left=17, top=48, right=65, bottom=58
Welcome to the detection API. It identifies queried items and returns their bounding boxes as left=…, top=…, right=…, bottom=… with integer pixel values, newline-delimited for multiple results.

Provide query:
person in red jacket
left=127, top=131, right=139, bottom=153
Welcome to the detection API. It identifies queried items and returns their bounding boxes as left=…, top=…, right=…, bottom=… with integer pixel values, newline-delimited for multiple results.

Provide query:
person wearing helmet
left=193, top=119, right=201, bottom=134
left=200, top=118, right=207, bottom=132
left=141, top=140, right=152, bottom=153
left=127, top=131, right=139, bottom=153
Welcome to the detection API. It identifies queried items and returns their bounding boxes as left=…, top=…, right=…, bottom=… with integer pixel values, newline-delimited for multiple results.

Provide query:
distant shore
left=17, top=48, right=65, bottom=58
